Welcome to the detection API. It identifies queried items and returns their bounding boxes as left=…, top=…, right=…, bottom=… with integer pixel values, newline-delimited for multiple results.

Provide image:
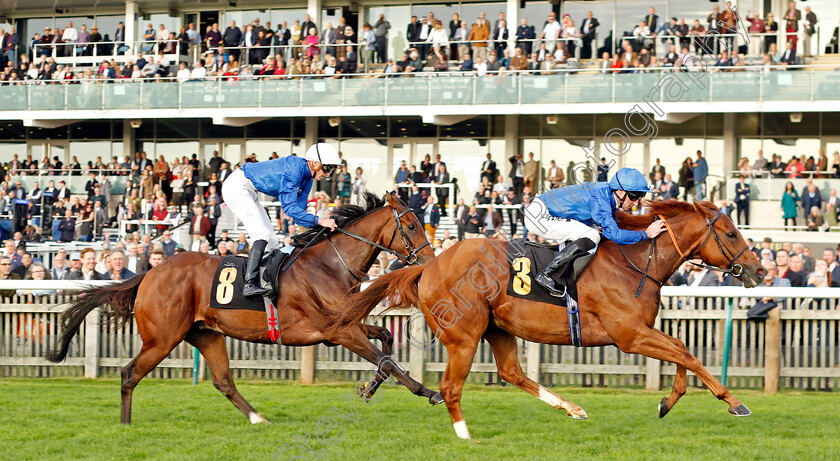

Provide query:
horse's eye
left=408, top=224, right=416, bottom=231
left=726, top=232, right=736, bottom=239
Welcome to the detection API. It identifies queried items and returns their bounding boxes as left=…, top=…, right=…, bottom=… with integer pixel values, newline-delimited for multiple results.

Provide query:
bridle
left=620, top=208, right=750, bottom=297
left=328, top=206, right=431, bottom=282
left=663, top=209, right=750, bottom=278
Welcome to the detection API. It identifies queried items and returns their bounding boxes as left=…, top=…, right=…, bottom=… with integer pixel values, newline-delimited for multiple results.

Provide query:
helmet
left=609, top=168, right=651, bottom=193
left=304, top=143, right=341, bottom=166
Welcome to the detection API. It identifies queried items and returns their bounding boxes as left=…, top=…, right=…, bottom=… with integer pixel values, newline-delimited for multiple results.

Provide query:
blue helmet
left=609, top=168, right=651, bottom=193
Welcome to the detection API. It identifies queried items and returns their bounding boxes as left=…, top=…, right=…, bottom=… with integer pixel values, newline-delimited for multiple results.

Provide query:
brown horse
left=329, top=200, right=766, bottom=439
left=47, top=192, right=442, bottom=424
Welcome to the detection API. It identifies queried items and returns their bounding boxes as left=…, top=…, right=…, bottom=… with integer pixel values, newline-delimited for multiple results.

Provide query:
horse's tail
left=46, top=272, right=147, bottom=363
left=327, top=264, right=425, bottom=334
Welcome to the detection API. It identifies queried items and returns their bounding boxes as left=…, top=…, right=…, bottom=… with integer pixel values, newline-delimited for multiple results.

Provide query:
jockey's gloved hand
left=318, top=217, right=337, bottom=231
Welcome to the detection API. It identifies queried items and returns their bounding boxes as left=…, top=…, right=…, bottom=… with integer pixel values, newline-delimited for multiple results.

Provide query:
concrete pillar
left=125, top=1, right=137, bottom=55
left=723, top=112, right=738, bottom=173
left=307, top=0, right=322, bottom=29
left=305, top=116, right=318, bottom=199
left=122, top=119, right=136, bottom=161
left=503, top=114, right=518, bottom=179
left=506, top=0, right=519, bottom=53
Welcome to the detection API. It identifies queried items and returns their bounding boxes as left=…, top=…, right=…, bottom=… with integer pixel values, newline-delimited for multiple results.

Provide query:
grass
left=1, top=378, right=838, bottom=461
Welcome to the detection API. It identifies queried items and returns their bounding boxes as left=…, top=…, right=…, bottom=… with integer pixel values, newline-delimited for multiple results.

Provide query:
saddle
left=505, top=239, right=593, bottom=347
left=505, top=239, right=593, bottom=306
left=209, top=247, right=293, bottom=312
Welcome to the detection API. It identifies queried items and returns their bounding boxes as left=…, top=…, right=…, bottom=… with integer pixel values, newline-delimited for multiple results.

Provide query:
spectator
left=190, top=204, right=211, bottom=239
left=783, top=1, right=801, bottom=48
left=235, top=232, right=249, bottom=253
left=57, top=209, right=76, bottom=242
left=148, top=249, right=166, bottom=269
left=50, top=253, right=70, bottom=280
left=454, top=20, right=470, bottom=60
left=435, top=165, right=451, bottom=217
left=516, top=18, right=535, bottom=55
left=205, top=197, right=221, bottom=249
left=692, top=150, right=708, bottom=200
left=778, top=40, right=796, bottom=66
left=126, top=241, right=148, bottom=275
left=509, top=153, right=525, bottom=197
left=806, top=206, right=825, bottom=232
left=801, top=180, right=822, bottom=221
left=0, top=255, right=19, bottom=298
left=12, top=252, right=32, bottom=278
left=464, top=206, right=482, bottom=239
left=448, top=13, right=461, bottom=59
left=459, top=53, right=473, bottom=71
left=160, top=229, right=177, bottom=257
left=786, top=254, right=808, bottom=287
left=374, top=14, right=391, bottom=63
left=469, top=18, right=490, bottom=62
left=483, top=204, right=502, bottom=238
left=753, top=260, right=790, bottom=312
left=16, top=262, right=55, bottom=297
left=351, top=167, right=367, bottom=205
left=67, top=248, right=104, bottom=280
left=422, top=195, right=441, bottom=239
left=686, top=260, right=720, bottom=286
left=733, top=175, right=750, bottom=226
left=107, top=250, right=135, bottom=281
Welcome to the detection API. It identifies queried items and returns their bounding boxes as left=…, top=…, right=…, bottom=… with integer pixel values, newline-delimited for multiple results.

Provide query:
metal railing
left=2, top=64, right=839, bottom=114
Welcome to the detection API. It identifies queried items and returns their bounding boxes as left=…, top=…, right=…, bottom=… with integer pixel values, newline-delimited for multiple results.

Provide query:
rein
left=619, top=209, right=750, bottom=297
left=287, top=205, right=430, bottom=276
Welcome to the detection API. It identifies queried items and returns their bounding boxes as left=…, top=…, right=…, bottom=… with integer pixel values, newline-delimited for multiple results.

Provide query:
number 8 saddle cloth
left=209, top=249, right=289, bottom=311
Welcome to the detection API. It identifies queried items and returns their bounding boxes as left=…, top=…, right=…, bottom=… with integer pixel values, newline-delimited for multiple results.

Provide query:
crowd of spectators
left=0, top=2, right=823, bottom=85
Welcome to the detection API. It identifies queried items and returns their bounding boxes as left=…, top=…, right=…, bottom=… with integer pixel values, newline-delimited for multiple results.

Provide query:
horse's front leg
left=615, top=326, right=749, bottom=417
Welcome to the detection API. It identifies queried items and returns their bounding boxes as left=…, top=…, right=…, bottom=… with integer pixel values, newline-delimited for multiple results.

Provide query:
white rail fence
left=0, top=281, right=837, bottom=391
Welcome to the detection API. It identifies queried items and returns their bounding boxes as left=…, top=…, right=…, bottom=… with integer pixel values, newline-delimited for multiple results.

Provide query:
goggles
left=626, top=191, right=645, bottom=201
left=320, top=164, right=335, bottom=174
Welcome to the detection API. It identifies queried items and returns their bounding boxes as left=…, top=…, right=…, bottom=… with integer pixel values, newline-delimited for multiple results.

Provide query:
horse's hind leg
left=616, top=326, right=749, bottom=416
left=121, top=330, right=189, bottom=424
left=185, top=327, right=268, bottom=424
left=658, top=335, right=688, bottom=418
left=355, top=323, right=394, bottom=399
left=483, top=327, right=587, bottom=420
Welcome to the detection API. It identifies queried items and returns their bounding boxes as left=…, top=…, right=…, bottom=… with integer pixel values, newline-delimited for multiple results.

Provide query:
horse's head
left=380, top=192, right=435, bottom=265
left=689, top=201, right=766, bottom=287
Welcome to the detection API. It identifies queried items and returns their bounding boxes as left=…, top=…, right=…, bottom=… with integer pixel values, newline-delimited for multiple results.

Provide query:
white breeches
left=523, top=198, right=600, bottom=251
left=221, top=168, right=280, bottom=251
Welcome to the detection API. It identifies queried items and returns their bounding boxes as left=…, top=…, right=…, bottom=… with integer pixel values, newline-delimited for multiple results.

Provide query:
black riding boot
left=243, top=239, right=270, bottom=298
left=535, top=238, right=596, bottom=297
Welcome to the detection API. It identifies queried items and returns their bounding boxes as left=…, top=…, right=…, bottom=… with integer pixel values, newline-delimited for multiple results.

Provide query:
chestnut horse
left=47, top=192, right=441, bottom=424
left=329, top=200, right=766, bottom=439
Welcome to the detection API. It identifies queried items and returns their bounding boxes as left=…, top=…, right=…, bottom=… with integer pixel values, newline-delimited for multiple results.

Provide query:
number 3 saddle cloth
left=505, top=238, right=593, bottom=307
left=210, top=249, right=289, bottom=311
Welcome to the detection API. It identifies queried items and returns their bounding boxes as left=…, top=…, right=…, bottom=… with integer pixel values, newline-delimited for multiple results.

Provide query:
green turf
left=0, top=378, right=837, bottom=460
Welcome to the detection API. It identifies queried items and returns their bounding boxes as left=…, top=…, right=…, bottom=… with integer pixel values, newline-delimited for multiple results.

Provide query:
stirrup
left=243, top=281, right=270, bottom=298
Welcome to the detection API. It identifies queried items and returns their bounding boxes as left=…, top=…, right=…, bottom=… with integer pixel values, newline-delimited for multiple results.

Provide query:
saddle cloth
left=505, top=239, right=593, bottom=306
left=209, top=248, right=290, bottom=311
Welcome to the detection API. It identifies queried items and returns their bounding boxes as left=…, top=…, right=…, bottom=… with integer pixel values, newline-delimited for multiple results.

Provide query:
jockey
left=523, top=167, right=667, bottom=297
left=222, top=143, right=341, bottom=297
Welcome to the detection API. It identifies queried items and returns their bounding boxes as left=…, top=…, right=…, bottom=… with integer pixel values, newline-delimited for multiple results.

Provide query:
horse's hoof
left=567, top=407, right=588, bottom=420
left=429, top=392, right=444, bottom=405
left=730, top=404, right=751, bottom=417
left=658, top=397, right=671, bottom=418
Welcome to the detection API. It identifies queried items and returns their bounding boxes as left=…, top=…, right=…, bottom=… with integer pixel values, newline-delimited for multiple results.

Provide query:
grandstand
left=0, top=0, right=839, bottom=274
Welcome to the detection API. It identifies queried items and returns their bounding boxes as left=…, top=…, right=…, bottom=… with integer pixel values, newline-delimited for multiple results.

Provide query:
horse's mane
left=615, top=200, right=720, bottom=231
left=293, top=192, right=391, bottom=248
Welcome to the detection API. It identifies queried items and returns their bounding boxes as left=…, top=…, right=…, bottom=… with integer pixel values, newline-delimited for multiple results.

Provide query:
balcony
left=3, top=68, right=840, bottom=120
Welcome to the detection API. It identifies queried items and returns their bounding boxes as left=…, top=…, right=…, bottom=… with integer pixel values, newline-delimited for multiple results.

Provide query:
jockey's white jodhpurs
left=221, top=168, right=280, bottom=251
left=523, top=198, right=600, bottom=251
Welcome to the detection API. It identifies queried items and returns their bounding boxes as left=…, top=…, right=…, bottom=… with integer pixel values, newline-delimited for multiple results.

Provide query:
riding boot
left=535, top=238, right=596, bottom=297
left=243, top=239, right=270, bottom=298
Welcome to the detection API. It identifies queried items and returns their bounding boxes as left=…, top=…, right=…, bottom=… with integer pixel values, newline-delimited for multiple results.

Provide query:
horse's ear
left=385, top=191, right=401, bottom=208
left=693, top=201, right=719, bottom=220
